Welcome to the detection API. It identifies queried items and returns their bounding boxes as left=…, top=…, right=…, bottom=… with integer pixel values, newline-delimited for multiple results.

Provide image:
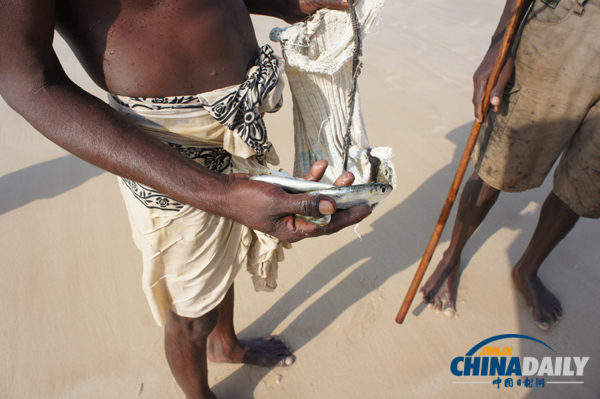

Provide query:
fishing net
left=270, top=0, right=396, bottom=187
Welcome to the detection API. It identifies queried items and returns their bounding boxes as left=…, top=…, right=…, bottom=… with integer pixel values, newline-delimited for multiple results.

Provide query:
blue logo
left=451, top=334, right=589, bottom=389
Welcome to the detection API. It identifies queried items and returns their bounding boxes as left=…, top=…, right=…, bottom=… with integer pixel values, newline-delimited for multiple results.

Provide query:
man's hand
left=294, top=0, right=349, bottom=21
left=473, top=43, right=514, bottom=123
left=472, top=0, right=533, bottom=123
left=223, top=160, right=371, bottom=243
left=472, top=41, right=514, bottom=124
left=244, top=0, right=349, bottom=24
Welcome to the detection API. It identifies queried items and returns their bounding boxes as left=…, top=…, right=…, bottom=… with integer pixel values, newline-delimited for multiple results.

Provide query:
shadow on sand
left=212, top=121, right=550, bottom=398
left=0, top=155, right=104, bottom=216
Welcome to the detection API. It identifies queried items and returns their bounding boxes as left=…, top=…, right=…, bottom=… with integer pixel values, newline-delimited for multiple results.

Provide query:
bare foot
left=419, top=252, right=460, bottom=317
left=207, top=336, right=295, bottom=368
left=512, top=267, right=562, bottom=331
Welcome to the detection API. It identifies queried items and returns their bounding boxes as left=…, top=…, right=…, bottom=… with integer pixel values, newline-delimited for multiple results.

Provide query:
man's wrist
left=490, top=32, right=505, bottom=49
left=244, top=0, right=305, bottom=24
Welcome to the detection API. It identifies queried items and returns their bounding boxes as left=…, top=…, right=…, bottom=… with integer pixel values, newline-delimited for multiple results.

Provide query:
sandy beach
left=1, top=1, right=599, bottom=398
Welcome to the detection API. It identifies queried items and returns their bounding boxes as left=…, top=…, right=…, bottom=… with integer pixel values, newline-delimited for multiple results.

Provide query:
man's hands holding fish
left=222, top=160, right=372, bottom=243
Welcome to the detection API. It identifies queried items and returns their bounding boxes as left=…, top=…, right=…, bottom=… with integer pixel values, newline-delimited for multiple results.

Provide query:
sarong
left=110, top=45, right=289, bottom=326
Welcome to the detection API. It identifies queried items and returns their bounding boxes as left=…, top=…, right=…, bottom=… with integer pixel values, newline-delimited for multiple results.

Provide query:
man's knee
left=466, top=172, right=500, bottom=201
left=166, top=308, right=219, bottom=342
left=480, top=179, right=500, bottom=200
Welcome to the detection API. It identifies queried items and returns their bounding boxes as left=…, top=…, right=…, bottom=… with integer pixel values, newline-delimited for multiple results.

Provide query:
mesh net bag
left=270, top=0, right=395, bottom=187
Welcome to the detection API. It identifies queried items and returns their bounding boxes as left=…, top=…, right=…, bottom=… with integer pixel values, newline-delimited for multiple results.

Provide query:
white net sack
left=270, top=0, right=395, bottom=187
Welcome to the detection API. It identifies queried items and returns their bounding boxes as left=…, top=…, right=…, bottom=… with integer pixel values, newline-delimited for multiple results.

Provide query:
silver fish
left=249, top=169, right=392, bottom=225
left=296, top=183, right=392, bottom=225
left=306, top=183, right=393, bottom=209
left=247, top=167, right=291, bottom=178
left=250, top=174, right=334, bottom=193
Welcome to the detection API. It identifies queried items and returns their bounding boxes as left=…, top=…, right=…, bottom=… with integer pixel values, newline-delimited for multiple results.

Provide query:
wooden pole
left=395, top=0, right=527, bottom=324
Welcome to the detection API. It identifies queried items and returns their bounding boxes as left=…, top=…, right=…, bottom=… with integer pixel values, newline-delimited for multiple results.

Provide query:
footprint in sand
left=345, top=287, right=386, bottom=343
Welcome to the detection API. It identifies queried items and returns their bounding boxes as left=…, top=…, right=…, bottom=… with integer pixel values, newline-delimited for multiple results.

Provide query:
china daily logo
left=451, top=334, right=589, bottom=389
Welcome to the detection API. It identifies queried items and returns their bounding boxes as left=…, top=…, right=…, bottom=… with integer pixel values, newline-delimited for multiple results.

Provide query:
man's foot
left=419, top=253, right=460, bottom=317
left=207, top=336, right=294, bottom=368
left=512, top=267, right=562, bottom=331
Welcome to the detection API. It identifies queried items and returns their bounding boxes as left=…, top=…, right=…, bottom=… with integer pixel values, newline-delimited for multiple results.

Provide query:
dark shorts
left=472, top=0, right=600, bottom=218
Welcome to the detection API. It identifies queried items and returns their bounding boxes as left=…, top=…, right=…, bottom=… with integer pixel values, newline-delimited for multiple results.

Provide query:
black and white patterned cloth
left=115, top=45, right=283, bottom=212
left=121, top=145, right=234, bottom=212
left=112, top=45, right=282, bottom=161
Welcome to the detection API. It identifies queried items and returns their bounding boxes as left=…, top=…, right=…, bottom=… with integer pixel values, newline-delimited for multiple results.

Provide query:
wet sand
left=1, top=1, right=599, bottom=398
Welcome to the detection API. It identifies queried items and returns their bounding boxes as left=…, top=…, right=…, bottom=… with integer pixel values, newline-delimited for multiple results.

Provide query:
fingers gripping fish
left=249, top=168, right=392, bottom=225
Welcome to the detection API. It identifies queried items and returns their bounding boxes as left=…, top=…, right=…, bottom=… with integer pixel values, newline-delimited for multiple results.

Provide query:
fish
left=305, top=183, right=393, bottom=210
left=250, top=174, right=334, bottom=193
left=248, top=168, right=294, bottom=179
left=250, top=169, right=393, bottom=225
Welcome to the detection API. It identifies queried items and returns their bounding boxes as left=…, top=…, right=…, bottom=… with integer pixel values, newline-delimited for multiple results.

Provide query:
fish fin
left=295, top=214, right=331, bottom=226
left=277, top=168, right=294, bottom=178
left=247, top=167, right=269, bottom=176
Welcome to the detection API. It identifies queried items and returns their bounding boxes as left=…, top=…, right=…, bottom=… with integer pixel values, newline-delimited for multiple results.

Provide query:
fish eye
left=381, top=187, right=386, bottom=193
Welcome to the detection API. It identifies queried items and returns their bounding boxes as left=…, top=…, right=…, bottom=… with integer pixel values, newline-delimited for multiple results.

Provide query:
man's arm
left=0, top=0, right=370, bottom=243
left=244, top=0, right=349, bottom=24
left=472, top=0, right=534, bottom=122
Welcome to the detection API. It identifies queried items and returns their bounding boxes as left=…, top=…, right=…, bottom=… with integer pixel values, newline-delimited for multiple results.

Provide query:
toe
left=555, top=304, right=563, bottom=318
left=434, top=298, right=443, bottom=313
left=556, top=309, right=563, bottom=319
left=420, top=288, right=431, bottom=303
left=534, top=314, right=550, bottom=331
left=535, top=319, right=550, bottom=331
left=426, top=295, right=436, bottom=307
left=277, top=347, right=293, bottom=356
left=547, top=310, right=561, bottom=326
left=443, top=303, right=456, bottom=318
left=530, top=307, right=550, bottom=331
left=278, top=356, right=295, bottom=367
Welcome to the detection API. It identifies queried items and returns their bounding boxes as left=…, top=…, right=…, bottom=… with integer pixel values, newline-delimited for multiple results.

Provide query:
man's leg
left=420, top=171, right=500, bottom=316
left=206, top=283, right=294, bottom=367
left=512, top=190, right=579, bottom=330
left=164, top=283, right=295, bottom=399
left=165, top=308, right=219, bottom=399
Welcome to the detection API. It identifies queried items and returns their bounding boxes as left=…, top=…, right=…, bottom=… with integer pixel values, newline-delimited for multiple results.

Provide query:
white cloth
left=110, top=46, right=288, bottom=326
left=271, top=0, right=396, bottom=187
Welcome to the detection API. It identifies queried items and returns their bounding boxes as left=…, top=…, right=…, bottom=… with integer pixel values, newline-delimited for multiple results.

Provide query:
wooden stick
left=395, top=0, right=527, bottom=324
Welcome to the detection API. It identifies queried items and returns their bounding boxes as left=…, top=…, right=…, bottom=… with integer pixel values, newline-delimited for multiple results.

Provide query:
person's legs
left=165, top=308, right=219, bottom=399
left=206, top=283, right=294, bottom=367
left=165, top=283, right=295, bottom=398
left=420, top=171, right=500, bottom=316
left=511, top=190, right=579, bottom=330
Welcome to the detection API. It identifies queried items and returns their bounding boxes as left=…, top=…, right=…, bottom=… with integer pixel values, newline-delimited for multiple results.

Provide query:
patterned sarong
left=110, top=45, right=289, bottom=326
